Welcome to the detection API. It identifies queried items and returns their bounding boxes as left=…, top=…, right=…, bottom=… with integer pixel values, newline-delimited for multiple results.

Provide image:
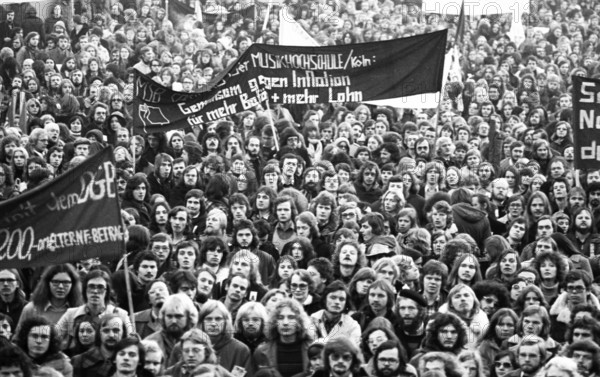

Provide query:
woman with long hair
left=440, top=283, right=489, bottom=348
left=148, top=201, right=171, bottom=235
left=268, top=255, right=298, bottom=289
left=348, top=267, right=376, bottom=313
left=447, top=254, right=483, bottom=290
left=16, top=316, right=72, bottom=376
left=533, top=251, right=567, bottom=305
left=17, top=264, right=82, bottom=334
left=280, top=237, right=316, bottom=270
left=477, top=308, right=518, bottom=370
left=513, top=285, right=549, bottom=316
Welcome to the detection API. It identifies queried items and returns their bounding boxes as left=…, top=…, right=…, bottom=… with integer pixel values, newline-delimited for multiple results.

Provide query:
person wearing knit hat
left=73, top=137, right=91, bottom=157
left=394, top=289, right=428, bottom=358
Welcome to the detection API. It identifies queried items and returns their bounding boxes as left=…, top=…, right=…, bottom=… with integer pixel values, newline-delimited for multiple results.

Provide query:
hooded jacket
left=549, top=291, right=600, bottom=343
left=451, top=203, right=491, bottom=251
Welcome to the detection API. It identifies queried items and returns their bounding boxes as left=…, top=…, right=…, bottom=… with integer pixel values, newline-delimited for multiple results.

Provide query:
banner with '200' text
left=0, top=147, right=125, bottom=268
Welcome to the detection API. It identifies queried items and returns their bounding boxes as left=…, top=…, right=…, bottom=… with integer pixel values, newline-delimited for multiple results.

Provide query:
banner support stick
left=265, top=97, right=279, bottom=152
left=123, top=253, right=136, bottom=326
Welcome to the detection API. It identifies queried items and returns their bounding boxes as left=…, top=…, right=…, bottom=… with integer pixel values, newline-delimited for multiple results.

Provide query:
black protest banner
left=133, top=29, right=447, bottom=133
left=0, top=147, right=125, bottom=268
left=572, top=76, right=600, bottom=170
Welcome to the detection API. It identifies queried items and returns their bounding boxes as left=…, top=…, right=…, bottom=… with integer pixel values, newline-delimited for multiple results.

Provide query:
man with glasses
left=373, top=340, right=418, bottom=377
left=135, top=279, right=171, bottom=338
left=0, top=270, right=26, bottom=326
left=311, top=337, right=365, bottom=377
left=27, top=128, right=49, bottom=158
left=88, top=103, right=108, bottom=132
left=550, top=270, right=599, bottom=343
left=149, top=233, right=174, bottom=276
left=57, top=269, right=132, bottom=351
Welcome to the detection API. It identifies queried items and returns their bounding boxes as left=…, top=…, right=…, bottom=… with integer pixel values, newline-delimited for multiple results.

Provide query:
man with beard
left=499, top=142, right=526, bottom=175
left=221, top=273, right=249, bottom=320
left=490, top=178, right=509, bottom=219
left=352, top=279, right=399, bottom=330
left=230, top=219, right=275, bottom=284
left=135, top=279, right=171, bottom=338
left=112, top=251, right=160, bottom=312
left=550, top=271, right=600, bottom=343
left=354, top=162, right=383, bottom=204
left=87, top=103, right=108, bottom=132
left=310, top=281, right=361, bottom=344
left=245, top=135, right=264, bottom=179
left=394, top=290, right=427, bottom=359
left=201, top=208, right=227, bottom=243
left=0, top=11, right=16, bottom=48
left=255, top=299, right=323, bottom=376
left=567, top=207, right=600, bottom=258
left=409, top=312, right=468, bottom=367
left=506, top=337, right=547, bottom=377
left=72, top=314, right=125, bottom=376
left=374, top=340, right=418, bottom=377
left=134, top=46, right=154, bottom=74
left=71, top=69, right=87, bottom=96
left=414, top=137, right=431, bottom=162
left=172, top=158, right=186, bottom=185
left=234, top=302, right=268, bottom=354
left=311, top=337, right=367, bottom=377
left=565, top=340, right=600, bottom=377
left=202, top=132, right=221, bottom=156
left=145, top=293, right=199, bottom=361
left=301, top=167, right=322, bottom=201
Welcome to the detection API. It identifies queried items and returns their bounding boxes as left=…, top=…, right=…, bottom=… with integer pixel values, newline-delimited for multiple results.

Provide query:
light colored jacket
left=310, top=310, right=361, bottom=345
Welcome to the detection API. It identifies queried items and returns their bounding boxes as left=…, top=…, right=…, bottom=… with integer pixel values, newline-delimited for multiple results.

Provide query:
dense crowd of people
left=0, top=0, right=600, bottom=377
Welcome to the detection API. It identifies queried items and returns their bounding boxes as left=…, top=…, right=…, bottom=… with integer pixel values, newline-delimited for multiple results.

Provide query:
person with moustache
left=72, top=314, right=126, bottom=377
left=352, top=279, right=399, bottom=330
left=394, top=290, right=428, bottom=359
left=373, top=340, right=419, bottom=377
left=354, top=162, right=383, bottom=203
left=234, top=302, right=268, bottom=355
left=310, top=280, right=361, bottom=344
left=567, top=206, right=600, bottom=258
left=85, top=103, right=108, bottom=134
left=505, top=336, right=547, bottom=377
left=311, top=337, right=368, bottom=377
left=112, top=251, right=160, bottom=312
left=0, top=11, right=16, bottom=48
left=135, top=279, right=171, bottom=339
left=490, top=178, right=509, bottom=219
left=409, top=312, right=468, bottom=368
left=301, top=167, right=322, bottom=202
left=245, top=135, right=265, bottom=179
left=145, top=293, right=198, bottom=362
